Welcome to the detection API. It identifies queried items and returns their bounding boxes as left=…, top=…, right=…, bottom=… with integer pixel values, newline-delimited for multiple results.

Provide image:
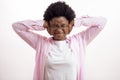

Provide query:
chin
left=53, top=37, right=66, bottom=41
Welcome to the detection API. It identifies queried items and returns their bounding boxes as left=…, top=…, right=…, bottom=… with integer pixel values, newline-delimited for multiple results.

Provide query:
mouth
left=53, top=33, right=65, bottom=40
left=54, top=32, right=63, bottom=34
left=54, top=33, right=64, bottom=35
left=54, top=33, right=63, bottom=36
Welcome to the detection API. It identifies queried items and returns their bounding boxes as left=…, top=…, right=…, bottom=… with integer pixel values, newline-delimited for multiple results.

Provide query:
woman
left=12, top=1, right=107, bottom=80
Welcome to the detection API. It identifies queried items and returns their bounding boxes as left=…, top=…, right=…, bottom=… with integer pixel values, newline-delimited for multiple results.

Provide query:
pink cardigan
left=12, top=16, right=107, bottom=80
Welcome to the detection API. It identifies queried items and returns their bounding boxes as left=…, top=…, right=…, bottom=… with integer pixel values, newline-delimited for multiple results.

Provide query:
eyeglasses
left=50, top=24, right=69, bottom=29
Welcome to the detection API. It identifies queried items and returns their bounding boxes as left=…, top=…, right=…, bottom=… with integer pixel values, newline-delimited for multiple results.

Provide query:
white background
left=0, top=0, right=120, bottom=80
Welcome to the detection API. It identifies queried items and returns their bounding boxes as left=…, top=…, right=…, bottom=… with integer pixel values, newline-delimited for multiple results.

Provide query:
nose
left=54, top=28, right=63, bottom=34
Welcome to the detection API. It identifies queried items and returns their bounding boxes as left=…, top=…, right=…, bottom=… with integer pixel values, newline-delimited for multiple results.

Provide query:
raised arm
left=12, top=20, right=45, bottom=49
left=74, top=16, right=107, bottom=45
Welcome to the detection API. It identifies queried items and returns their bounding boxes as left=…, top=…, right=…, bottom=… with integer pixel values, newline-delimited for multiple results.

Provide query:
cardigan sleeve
left=74, top=16, right=107, bottom=45
left=12, top=20, right=45, bottom=49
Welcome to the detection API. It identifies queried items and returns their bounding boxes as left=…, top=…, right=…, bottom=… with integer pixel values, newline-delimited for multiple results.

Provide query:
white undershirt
left=45, top=40, right=77, bottom=80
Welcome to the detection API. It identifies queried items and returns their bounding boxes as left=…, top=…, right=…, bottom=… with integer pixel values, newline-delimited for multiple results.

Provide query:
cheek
left=68, top=26, right=73, bottom=34
left=65, top=28, right=70, bottom=34
left=47, top=29, right=54, bottom=35
left=47, top=28, right=52, bottom=35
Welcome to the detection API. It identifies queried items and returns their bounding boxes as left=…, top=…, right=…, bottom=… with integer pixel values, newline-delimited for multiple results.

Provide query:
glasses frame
left=49, top=23, right=69, bottom=30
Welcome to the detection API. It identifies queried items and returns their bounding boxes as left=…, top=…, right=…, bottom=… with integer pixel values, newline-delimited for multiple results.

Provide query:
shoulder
left=67, top=32, right=83, bottom=42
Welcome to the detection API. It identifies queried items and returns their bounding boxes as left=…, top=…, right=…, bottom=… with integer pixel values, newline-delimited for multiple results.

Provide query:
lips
left=54, top=33, right=63, bottom=36
left=54, top=32, right=63, bottom=34
left=53, top=33, right=66, bottom=40
left=54, top=32, right=64, bottom=36
left=54, top=33, right=64, bottom=37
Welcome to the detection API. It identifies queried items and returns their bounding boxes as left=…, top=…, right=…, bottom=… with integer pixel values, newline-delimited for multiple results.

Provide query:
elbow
left=12, top=22, right=19, bottom=31
left=97, top=17, right=107, bottom=29
left=12, top=22, right=17, bottom=28
left=12, top=22, right=27, bottom=32
left=100, top=17, right=107, bottom=26
left=100, top=17, right=107, bottom=25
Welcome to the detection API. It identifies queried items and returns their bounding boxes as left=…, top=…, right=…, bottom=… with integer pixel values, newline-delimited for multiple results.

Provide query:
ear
left=43, top=21, right=49, bottom=28
left=43, top=21, right=52, bottom=35
left=68, top=20, right=74, bottom=34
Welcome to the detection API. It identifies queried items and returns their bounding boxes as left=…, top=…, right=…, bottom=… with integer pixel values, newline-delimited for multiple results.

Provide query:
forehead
left=49, top=17, right=69, bottom=24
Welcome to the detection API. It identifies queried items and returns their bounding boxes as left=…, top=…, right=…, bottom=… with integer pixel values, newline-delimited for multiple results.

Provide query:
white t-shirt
left=45, top=40, right=78, bottom=80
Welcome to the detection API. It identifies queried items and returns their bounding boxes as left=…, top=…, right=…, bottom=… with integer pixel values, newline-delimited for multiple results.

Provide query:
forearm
left=74, top=16, right=107, bottom=29
left=81, top=16, right=107, bottom=29
left=74, top=16, right=107, bottom=45
left=12, top=20, right=45, bottom=49
left=12, top=20, right=45, bottom=33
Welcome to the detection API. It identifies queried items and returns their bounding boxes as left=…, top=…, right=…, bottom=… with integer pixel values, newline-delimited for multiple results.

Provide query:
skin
left=44, top=16, right=74, bottom=41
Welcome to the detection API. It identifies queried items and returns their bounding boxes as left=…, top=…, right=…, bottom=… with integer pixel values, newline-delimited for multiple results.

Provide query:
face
left=45, top=17, right=74, bottom=41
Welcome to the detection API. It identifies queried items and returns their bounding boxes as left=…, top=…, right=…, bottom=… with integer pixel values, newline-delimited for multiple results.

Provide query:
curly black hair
left=43, top=1, right=76, bottom=23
